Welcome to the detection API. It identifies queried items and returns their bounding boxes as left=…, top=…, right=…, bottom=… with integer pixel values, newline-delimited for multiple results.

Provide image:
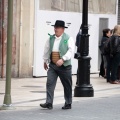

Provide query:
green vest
left=49, top=33, right=71, bottom=66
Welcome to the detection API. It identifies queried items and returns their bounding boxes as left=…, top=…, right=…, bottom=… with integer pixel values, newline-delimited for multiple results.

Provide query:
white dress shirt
left=43, top=34, right=75, bottom=63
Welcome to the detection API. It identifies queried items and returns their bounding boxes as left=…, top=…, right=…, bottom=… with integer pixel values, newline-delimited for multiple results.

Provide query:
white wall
left=33, top=0, right=117, bottom=77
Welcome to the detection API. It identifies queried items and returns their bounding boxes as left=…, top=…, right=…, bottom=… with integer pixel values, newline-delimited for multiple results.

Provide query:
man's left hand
left=56, top=59, right=64, bottom=67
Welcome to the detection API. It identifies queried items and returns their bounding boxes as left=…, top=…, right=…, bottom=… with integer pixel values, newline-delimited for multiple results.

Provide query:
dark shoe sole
left=40, top=104, right=53, bottom=110
left=62, top=107, right=71, bottom=110
left=62, top=108, right=71, bottom=110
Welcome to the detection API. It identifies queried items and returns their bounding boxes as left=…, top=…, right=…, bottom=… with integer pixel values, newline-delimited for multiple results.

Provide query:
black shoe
left=62, top=104, right=71, bottom=110
left=40, top=103, right=53, bottom=110
left=99, top=73, right=104, bottom=77
left=104, top=76, right=107, bottom=79
left=107, top=80, right=110, bottom=83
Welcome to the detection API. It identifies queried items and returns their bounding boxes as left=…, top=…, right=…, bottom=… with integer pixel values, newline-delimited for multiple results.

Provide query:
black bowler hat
left=51, top=20, right=68, bottom=28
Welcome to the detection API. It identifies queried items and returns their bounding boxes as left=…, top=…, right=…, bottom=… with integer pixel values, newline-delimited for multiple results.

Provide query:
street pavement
left=0, top=74, right=120, bottom=120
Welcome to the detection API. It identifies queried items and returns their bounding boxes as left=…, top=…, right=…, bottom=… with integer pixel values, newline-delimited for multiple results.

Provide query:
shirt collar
left=55, top=34, right=63, bottom=39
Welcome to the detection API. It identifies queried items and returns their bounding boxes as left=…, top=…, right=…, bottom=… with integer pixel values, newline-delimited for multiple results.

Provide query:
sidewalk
left=0, top=74, right=120, bottom=120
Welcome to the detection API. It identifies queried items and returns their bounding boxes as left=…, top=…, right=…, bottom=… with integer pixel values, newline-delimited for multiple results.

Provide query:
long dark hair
left=103, top=28, right=110, bottom=37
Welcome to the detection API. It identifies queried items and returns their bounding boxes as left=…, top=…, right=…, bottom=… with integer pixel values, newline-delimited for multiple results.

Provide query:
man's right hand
left=44, top=63, right=48, bottom=70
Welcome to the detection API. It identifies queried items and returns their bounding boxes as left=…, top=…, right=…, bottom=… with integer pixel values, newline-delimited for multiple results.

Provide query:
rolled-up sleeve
left=62, top=37, right=75, bottom=61
left=43, top=39, right=50, bottom=63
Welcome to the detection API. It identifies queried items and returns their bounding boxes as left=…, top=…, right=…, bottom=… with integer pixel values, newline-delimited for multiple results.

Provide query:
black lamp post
left=74, top=0, right=94, bottom=97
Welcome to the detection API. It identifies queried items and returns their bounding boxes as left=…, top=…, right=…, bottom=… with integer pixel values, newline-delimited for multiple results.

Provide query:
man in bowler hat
left=40, top=20, right=75, bottom=110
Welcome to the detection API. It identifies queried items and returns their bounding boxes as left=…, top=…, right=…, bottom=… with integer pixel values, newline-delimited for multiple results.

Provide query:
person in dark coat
left=109, top=25, right=120, bottom=84
left=75, top=25, right=82, bottom=85
left=99, top=28, right=111, bottom=78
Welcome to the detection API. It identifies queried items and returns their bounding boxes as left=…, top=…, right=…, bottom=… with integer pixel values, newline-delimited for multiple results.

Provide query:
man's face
left=54, top=27, right=64, bottom=37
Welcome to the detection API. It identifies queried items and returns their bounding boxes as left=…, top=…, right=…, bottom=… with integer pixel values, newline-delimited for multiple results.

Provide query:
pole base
left=74, top=84, right=94, bottom=97
left=0, top=104, right=15, bottom=110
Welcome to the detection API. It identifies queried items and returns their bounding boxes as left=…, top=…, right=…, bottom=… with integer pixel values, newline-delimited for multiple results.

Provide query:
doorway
left=98, top=18, right=109, bottom=70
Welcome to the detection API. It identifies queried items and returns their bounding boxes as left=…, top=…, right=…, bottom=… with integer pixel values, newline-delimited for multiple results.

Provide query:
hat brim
left=51, top=25, right=68, bottom=28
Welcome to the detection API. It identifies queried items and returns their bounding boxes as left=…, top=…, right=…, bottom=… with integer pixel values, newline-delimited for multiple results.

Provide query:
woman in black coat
left=109, top=25, right=120, bottom=84
left=99, top=28, right=111, bottom=78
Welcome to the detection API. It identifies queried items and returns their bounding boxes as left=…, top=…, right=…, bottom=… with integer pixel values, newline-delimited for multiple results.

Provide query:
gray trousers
left=46, top=63, right=72, bottom=104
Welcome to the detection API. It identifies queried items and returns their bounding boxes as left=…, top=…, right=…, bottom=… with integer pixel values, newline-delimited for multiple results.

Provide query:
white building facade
left=0, top=0, right=119, bottom=78
left=33, top=0, right=118, bottom=77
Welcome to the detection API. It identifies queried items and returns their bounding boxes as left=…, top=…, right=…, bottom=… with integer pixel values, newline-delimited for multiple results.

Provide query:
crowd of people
left=99, top=25, right=120, bottom=84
